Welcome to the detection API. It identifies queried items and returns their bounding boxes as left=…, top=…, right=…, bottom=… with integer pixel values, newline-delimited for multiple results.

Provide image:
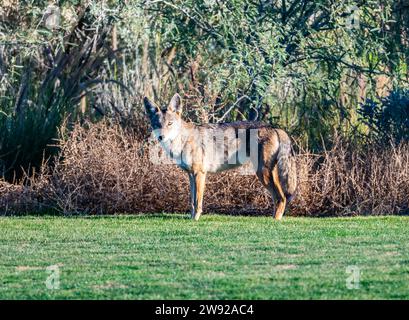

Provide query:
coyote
left=144, top=94, right=297, bottom=221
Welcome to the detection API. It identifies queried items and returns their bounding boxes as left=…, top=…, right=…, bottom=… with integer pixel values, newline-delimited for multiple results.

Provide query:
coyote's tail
left=276, top=135, right=297, bottom=202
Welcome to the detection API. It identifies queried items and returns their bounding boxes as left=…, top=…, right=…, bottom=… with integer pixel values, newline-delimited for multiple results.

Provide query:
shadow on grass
left=53, top=212, right=191, bottom=220
left=2, top=210, right=408, bottom=219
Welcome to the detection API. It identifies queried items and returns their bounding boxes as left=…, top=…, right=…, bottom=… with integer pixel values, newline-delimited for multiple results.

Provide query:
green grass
left=0, top=214, right=408, bottom=299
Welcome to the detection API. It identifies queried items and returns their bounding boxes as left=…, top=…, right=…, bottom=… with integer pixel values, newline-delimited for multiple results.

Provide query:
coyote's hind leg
left=256, top=166, right=284, bottom=221
left=271, top=164, right=287, bottom=220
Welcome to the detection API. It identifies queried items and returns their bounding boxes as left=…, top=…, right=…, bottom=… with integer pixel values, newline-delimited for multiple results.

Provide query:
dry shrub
left=45, top=123, right=188, bottom=214
left=0, top=179, right=43, bottom=215
left=292, top=138, right=409, bottom=216
left=0, top=122, right=408, bottom=216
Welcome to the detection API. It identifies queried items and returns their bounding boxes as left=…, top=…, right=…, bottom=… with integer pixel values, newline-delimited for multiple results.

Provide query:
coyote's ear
left=168, top=93, right=182, bottom=115
left=143, top=97, right=161, bottom=118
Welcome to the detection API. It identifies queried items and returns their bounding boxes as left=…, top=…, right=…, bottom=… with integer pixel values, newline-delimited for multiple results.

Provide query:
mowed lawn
left=0, top=214, right=408, bottom=299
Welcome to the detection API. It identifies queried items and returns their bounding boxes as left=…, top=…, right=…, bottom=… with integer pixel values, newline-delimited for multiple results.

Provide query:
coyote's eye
left=168, top=121, right=173, bottom=126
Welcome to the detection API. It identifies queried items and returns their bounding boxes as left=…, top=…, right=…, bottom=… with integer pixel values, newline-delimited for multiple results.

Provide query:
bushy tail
left=277, top=138, right=297, bottom=202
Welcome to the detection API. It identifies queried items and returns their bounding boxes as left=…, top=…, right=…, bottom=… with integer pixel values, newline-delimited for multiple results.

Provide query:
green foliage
left=1, top=1, right=408, bottom=178
left=0, top=79, right=65, bottom=180
left=0, top=4, right=116, bottom=180
left=141, top=0, right=408, bottom=146
left=359, top=89, right=409, bottom=143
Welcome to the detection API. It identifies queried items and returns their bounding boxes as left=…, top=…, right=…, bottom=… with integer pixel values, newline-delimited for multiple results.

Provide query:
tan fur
left=144, top=94, right=297, bottom=220
left=272, top=165, right=286, bottom=220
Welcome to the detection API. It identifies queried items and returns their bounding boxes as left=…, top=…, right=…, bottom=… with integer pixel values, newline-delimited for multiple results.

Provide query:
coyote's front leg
left=189, top=171, right=206, bottom=221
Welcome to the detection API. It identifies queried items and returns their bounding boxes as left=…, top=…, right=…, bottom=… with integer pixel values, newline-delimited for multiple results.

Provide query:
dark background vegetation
left=0, top=0, right=408, bottom=216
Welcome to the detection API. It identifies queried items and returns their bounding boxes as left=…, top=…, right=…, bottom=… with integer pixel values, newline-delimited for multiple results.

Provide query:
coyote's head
left=143, top=93, right=183, bottom=143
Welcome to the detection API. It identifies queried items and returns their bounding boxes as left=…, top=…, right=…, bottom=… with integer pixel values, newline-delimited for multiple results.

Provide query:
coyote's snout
left=144, top=94, right=297, bottom=221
